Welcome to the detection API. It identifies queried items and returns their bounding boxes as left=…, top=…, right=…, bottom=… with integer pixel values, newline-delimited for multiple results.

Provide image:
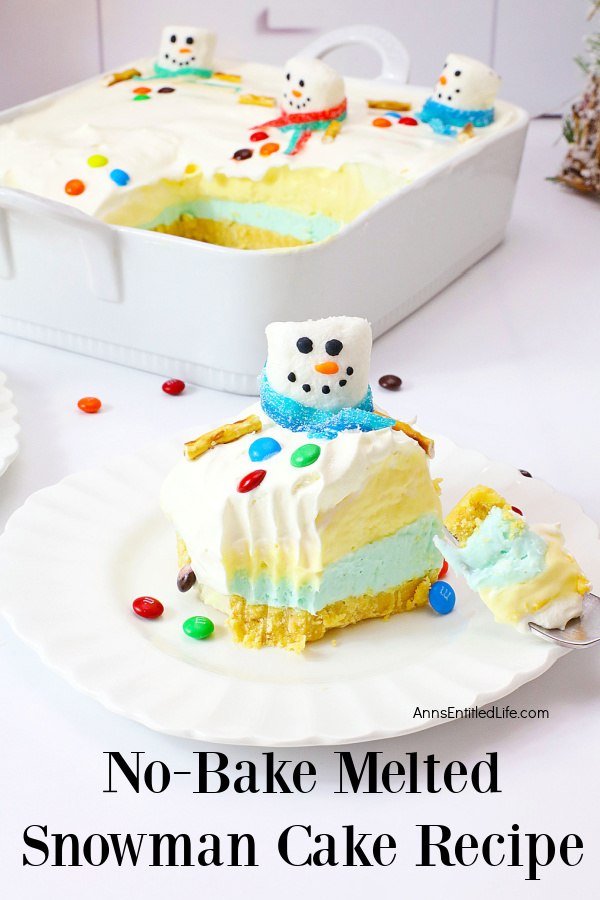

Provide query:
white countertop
left=0, top=119, right=598, bottom=898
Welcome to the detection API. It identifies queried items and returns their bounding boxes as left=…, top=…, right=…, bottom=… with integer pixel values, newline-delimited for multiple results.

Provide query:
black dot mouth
left=288, top=372, right=296, bottom=383
left=302, top=384, right=311, bottom=393
left=322, top=385, right=330, bottom=394
left=346, top=367, right=354, bottom=376
left=339, top=379, right=347, bottom=387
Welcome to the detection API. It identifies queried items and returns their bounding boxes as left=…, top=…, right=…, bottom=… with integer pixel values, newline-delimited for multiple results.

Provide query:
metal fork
left=528, top=594, right=600, bottom=648
left=441, top=527, right=600, bottom=648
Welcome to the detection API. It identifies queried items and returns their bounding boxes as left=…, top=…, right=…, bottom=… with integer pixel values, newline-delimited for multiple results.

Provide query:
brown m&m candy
left=378, top=374, right=402, bottom=391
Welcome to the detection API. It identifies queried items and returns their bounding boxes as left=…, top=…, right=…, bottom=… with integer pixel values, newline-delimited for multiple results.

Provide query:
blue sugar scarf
left=419, top=97, right=494, bottom=136
left=259, top=371, right=392, bottom=439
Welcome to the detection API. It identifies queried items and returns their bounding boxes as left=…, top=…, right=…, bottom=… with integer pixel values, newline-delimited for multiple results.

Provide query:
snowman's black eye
left=288, top=372, right=296, bottom=382
left=170, top=34, right=177, bottom=43
left=346, top=367, right=354, bottom=376
left=187, top=36, right=194, bottom=45
left=443, top=62, right=447, bottom=68
left=455, top=70, right=461, bottom=77
left=299, top=79, right=305, bottom=87
left=325, top=339, right=343, bottom=356
left=296, top=337, right=313, bottom=354
left=286, top=72, right=291, bottom=81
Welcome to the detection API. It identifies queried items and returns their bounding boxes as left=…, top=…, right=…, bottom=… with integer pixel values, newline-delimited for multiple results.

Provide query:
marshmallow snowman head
left=433, top=53, right=500, bottom=110
left=265, top=317, right=372, bottom=411
left=158, top=26, right=216, bottom=72
left=281, top=56, right=345, bottom=114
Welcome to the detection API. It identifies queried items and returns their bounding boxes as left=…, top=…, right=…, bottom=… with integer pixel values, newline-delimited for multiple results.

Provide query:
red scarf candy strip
left=253, top=98, right=347, bottom=131
left=287, top=129, right=313, bottom=156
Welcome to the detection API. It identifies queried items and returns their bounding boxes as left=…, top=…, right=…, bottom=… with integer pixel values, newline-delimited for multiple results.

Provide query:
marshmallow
left=281, top=56, right=345, bottom=114
left=265, top=317, right=372, bottom=411
left=433, top=53, right=500, bottom=110
left=158, top=26, right=216, bottom=73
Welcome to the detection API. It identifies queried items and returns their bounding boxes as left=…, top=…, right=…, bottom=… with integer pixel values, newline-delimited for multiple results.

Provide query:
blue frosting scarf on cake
left=259, top=370, right=392, bottom=440
left=419, top=97, right=495, bottom=136
left=152, top=63, right=214, bottom=79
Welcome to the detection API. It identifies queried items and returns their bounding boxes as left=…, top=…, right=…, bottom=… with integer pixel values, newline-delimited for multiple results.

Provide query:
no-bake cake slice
left=161, top=316, right=443, bottom=651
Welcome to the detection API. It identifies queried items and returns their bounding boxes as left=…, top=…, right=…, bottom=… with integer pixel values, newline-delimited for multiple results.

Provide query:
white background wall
left=0, top=0, right=596, bottom=114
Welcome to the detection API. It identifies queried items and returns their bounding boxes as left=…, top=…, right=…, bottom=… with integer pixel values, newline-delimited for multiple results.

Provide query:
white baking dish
left=0, top=27, right=528, bottom=395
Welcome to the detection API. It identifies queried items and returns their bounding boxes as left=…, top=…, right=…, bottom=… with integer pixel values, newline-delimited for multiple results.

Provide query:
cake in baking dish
left=0, top=25, right=514, bottom=250
left=439, top=485, right=590, bottom=631
left=161, top=316, right=444, bottom=651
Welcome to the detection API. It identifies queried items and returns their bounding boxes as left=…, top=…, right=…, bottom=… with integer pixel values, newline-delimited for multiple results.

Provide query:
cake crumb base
left=153, top=216, right=307, bottom=249
left=227, top=575, right=436, bottom=651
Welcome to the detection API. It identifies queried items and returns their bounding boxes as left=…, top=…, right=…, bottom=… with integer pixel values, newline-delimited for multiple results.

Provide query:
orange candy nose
left=179, top=47, right=191, bottom=54
left=314, top=362, right=339, bottom=375
left=439, top=75, right=447, bottom=85
left=292, top=89, right=302, bottom=98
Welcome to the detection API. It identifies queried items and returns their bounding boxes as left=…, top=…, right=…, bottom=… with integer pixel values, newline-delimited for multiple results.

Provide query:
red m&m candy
left=399, top=116, right=418, bottom=126
left=237, top=469, right=267, bottom=493
left=162, top=378, right=185, bottom=395
left=250, top=131, right=269, bottom=142
left=132, top=596, right=164, bottom=619
left=438, top=559, right=449, bottom=579
left=512, top=506, right=523, bottom=516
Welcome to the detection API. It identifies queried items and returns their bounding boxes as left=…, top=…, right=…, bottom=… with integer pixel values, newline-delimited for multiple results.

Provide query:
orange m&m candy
left=260, top=142, right=280, bottom=156
left=372, top=117, right=392, bottom=128
left=65, top=179, right=85, bottom=196
left=77, top=396, right=102, bottom=414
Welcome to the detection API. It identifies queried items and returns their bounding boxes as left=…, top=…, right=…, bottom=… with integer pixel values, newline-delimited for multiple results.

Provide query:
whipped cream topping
left=160, top=403, right=438, bottom=602
left=0, top=55, right=521, bottom=221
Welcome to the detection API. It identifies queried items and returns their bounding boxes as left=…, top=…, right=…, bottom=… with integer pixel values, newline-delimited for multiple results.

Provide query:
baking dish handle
left=0, top=187, right=121, bottom=303
left=299, top=25, right=410, bottom=85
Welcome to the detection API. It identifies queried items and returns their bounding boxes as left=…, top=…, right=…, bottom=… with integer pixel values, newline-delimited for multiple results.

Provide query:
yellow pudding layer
left=220, top=441, right=442, bottom=580
left=101, top=164, right=398, bottom=227
left=317, top=448, right=442, bottom=567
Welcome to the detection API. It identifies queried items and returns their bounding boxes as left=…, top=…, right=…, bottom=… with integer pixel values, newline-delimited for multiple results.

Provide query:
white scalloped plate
left=0, top=434, right=598, bottom=746
left=0, top=371, right=19, bottom=479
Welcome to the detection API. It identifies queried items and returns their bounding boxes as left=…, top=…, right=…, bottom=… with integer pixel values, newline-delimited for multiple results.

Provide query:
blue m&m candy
left=429, top=580, right=456, bottom=615
left=249, top=436, right=282, bottom=462
left=110, top=168, right=130, bottom=186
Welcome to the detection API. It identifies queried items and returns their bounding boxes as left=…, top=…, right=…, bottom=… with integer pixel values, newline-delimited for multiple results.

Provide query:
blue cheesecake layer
left=229, top=513, right=443, bottom=614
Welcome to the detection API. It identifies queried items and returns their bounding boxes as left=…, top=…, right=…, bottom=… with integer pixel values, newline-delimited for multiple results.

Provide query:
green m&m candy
left=290, top=443, right=321, bottom=468
left=183, top=615, right=214, bottom=640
